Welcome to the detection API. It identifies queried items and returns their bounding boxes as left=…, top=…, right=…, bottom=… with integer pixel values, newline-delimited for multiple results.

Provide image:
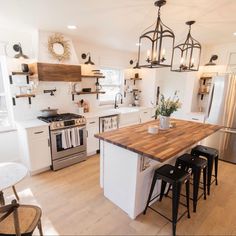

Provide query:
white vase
left=159, top=115, right=170, bottom=130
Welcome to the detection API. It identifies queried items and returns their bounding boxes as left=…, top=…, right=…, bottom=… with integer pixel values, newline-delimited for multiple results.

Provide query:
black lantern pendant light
left=171, top=21, right=201, bottom=72
left=136, top=0, right=175, bottom=69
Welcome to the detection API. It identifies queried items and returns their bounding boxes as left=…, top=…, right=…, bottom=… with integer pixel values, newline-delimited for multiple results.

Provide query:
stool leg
left=203, top=167, right=207, bottom=200
left=165, top=184, right=171, bottom=197
left=143, top=174, right=157, bottom=215
left=0, top=191, right=5, bottom=205
left=172, top=183, right=181, bottom=236
left=207, top=158, right=214, bottom=195
left=215, top=155, right=218, bottom=185
left=185, top=180, right=190, bottom=218
left=159, top=181, right=167, bottom=202
left=38, top=218, right=43, bottom=236
left=12, top=186, right=20, bottom=201
left=193, top=168, right=201, bottom=213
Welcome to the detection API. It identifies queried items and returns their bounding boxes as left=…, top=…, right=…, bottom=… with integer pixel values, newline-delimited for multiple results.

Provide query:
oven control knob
left=56, top=123, right=60, bottom=127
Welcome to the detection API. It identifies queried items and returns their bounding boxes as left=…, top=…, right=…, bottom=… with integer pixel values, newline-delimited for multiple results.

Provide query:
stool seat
left=156, top=164, right=190, bottom=184
left=177, top=153, right=207, bottom=169
left=192, top=145, right=218, bottom=158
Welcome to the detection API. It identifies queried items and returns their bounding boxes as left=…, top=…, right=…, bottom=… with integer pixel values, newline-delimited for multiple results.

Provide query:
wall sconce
left=81, top=52, right=95, bottom=65
left=13, top=43, right=28, bottom=59
left=129, top=59, right=140, bottom=69
left=205, top=55, right=218, bottom=66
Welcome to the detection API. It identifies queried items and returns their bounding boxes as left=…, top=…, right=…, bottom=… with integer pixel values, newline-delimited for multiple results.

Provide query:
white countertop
left=83, top=106, right=152, bottom=119
left=16, top=119, right=49, bottom=129
left=15, top=107, right=153, bottom=127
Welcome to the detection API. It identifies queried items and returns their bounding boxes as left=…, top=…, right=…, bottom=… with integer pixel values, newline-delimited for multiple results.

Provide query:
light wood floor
left=4, top=155, right=236, bottom=235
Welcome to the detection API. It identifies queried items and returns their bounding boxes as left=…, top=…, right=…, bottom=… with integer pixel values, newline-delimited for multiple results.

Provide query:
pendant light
left=171, top=21, right=201, bottom=72
left=136, top=0, right=175, bottom=69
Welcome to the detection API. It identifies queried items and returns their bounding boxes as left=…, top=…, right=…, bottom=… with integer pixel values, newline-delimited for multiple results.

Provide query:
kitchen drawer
left=186, top=113, right=205, bottom=123
left=86, top=117, right=99, bottom=126
left=27, top=126, right=49, bottom=139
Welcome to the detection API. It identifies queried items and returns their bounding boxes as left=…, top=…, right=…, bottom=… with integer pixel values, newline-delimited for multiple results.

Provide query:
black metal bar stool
left=143, top=164, right=191, bottom=236
left=175, top=153, right=207, bottom=213
left=191, top=145, right=219, bottom=195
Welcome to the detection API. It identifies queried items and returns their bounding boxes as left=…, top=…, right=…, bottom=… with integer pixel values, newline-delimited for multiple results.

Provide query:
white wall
left=202, top=42, right=236, bottom=67
left=5, top=30, right=136, bottom=121
left=0, top=28, right=135, bottom=162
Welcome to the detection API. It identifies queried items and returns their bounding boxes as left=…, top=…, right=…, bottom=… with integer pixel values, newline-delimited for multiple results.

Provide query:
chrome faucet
left=114, top=92, right=123, bottom=109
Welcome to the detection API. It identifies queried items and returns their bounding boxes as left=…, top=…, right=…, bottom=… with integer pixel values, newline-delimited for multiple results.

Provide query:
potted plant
left=155, top=91, right=181, bottom=129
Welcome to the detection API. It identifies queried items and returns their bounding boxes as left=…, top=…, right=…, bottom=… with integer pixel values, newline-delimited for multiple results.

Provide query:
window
left=0, top=56, right=13, bottom=131
left=99, top=68, right=123, bottom=104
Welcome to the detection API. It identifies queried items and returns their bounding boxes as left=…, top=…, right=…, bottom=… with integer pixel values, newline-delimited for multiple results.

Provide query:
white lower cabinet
left=86, top=117, right=99, bottom=156
left=18, top=125, right=51, bottom=175
left=185, top=112, right=206, bottom=123
left=119, top=112, right=140, bottom=128
left=139, top=108, right=152, bottom=123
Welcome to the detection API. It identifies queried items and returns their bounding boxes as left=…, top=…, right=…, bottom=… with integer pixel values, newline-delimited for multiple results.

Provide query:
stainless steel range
left=38, top=113, right=87, bottom=170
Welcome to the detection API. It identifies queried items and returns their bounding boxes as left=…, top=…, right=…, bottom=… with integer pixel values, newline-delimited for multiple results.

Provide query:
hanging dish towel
left=111, top=116, right=118, bottom=130
left=61, top=129, right=72, bottom=149
left=71, top=127, right=82, bottom=147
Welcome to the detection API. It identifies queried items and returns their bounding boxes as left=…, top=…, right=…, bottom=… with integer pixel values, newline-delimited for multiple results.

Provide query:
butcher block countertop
left=95, top=119, right=222, bottom=162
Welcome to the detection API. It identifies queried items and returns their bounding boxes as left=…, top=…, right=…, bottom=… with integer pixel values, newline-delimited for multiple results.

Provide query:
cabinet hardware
left=143, top=112, right=148, bottom=114
left=89, top=121, right=96, bottom=124
left=87, top=130, right=88, bottom=137
left=48, top=139, right=50, bottom=147
left=191, top=118, right=199, bottom=121
left=34, top=131, right=44, bottom=134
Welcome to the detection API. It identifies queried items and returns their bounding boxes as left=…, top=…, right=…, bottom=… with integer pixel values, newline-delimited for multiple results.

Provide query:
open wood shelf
left=130, top=78, right=142, bottom=80
left=200, top=77, right=212, bottom=80
left=71, top=91, right=105, bottom=101
left=124, top=77, right=142, bottom=86
left=13, top=94, right=35, bottom=106
left=81, top=75, right=105, bottom=79
left=198, top=91, right=209, bottom=100
left=15, top=94, right=36, bottom=98
left=11, top=72, right=33, bottom=76
left=73, top=91, right=105, bottom=95
left=198, top=92, right=209, bottom=95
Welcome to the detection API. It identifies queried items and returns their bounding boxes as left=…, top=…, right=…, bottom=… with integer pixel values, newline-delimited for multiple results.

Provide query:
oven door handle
left=52, top=132, right=62, bottom=136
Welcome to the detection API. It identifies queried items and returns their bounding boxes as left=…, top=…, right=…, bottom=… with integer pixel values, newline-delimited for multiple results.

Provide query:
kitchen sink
left=109, top=107, right=140, bottom=114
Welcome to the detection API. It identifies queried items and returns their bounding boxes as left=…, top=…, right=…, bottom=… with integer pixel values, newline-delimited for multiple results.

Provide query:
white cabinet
left=119, top=111, right=140, bottom=128
left=18, top=124, right=51, bottom=175
left=86, top=117, right=99, bottom=156
left=139, top=108, right=152, bottom=123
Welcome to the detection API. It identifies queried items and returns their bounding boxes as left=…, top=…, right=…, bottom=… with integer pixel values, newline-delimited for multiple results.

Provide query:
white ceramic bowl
left=148, top=125, right=159, bottom=134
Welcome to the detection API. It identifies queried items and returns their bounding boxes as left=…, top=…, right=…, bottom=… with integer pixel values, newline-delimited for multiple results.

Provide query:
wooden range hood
left=29, top=62, right=81, bottom=82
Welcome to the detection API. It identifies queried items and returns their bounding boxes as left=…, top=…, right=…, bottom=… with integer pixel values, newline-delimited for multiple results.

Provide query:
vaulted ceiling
left=0, top=0, right=236, bottom=51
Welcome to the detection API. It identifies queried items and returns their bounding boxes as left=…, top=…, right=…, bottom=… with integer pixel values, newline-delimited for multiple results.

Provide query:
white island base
left=100, top=141, right=180, bottom=219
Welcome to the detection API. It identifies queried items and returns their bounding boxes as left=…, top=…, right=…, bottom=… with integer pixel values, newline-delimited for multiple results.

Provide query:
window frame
left=99, top=67, right=123, bottom=106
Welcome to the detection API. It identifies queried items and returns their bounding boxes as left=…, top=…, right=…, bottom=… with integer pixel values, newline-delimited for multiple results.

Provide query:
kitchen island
left=95, top=119, right=221, bottom=219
